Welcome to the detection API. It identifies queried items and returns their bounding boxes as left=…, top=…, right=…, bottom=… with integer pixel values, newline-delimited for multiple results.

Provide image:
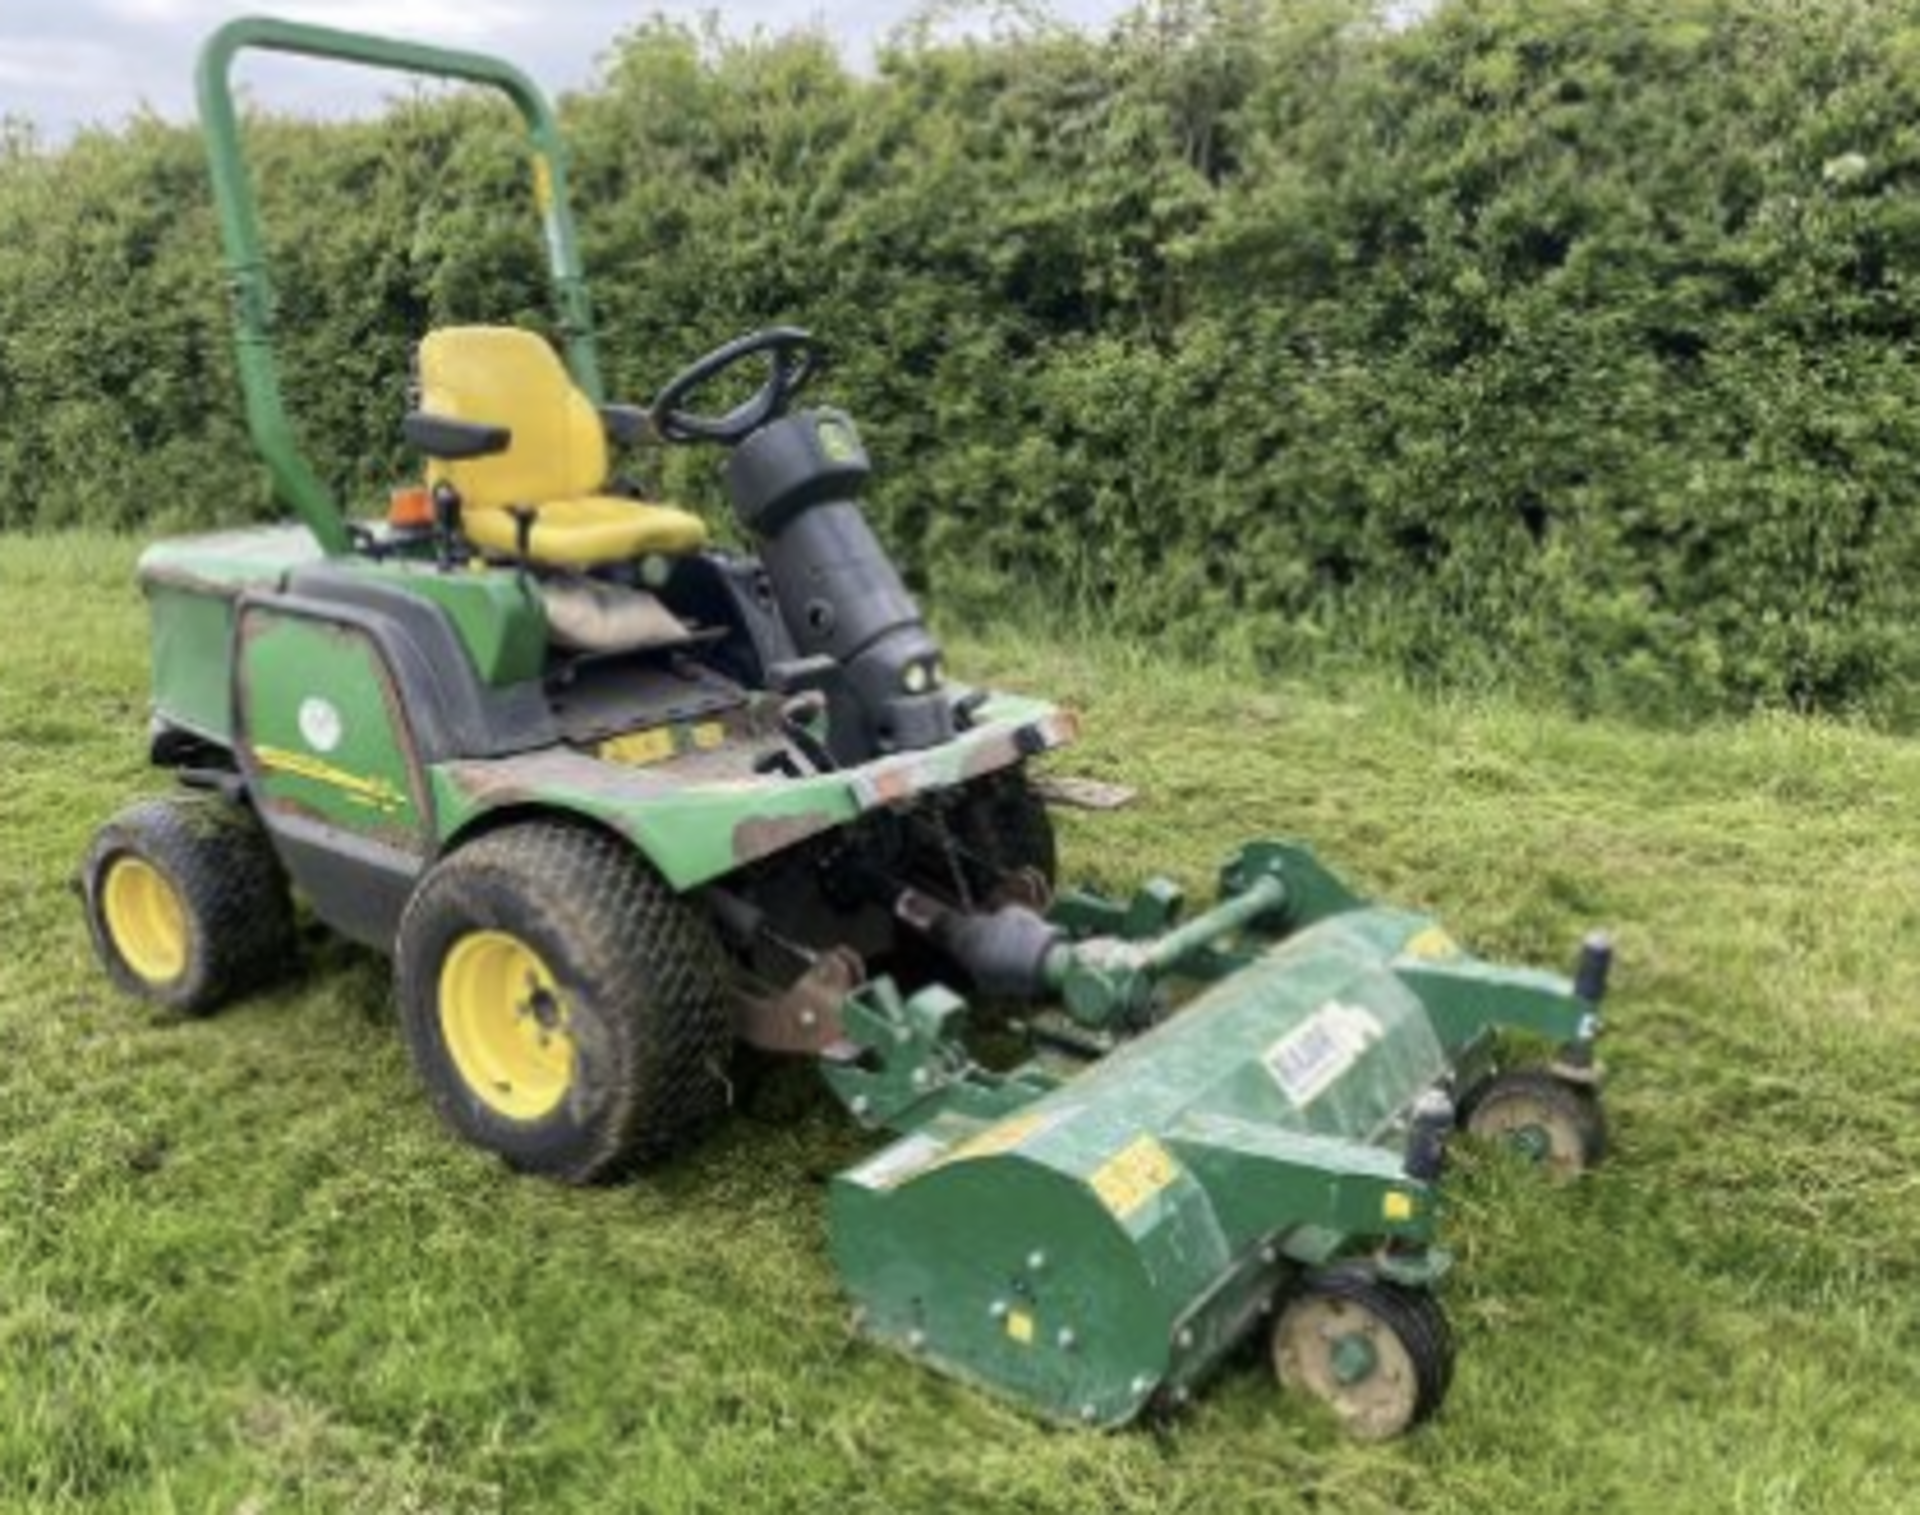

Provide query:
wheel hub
left=101, top=855, right=189, bottom=984
left=1508, top=1123, right=1552, bottom=1162
left=1328, top=1330, right=1379, bottom=1387
left=1273, top=1290, right=1424, bottom=1441
left=439, top=930, right=575, bottom=1121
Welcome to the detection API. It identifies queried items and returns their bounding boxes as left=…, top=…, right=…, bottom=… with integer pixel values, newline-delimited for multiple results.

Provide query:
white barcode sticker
left=1264, top=1002, right=1386, bottom=1107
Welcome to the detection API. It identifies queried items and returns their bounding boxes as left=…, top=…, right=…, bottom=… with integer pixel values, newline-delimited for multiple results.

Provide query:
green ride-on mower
left=80, top=17, right=1616, bottom=1442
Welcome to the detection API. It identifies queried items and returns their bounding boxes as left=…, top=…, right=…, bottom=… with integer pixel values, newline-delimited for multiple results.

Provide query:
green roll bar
left=196, top=15, right=603, bottom=555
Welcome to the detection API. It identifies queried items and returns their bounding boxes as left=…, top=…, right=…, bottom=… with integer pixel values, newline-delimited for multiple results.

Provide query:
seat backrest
left=418, top=326, right=607, bottom=511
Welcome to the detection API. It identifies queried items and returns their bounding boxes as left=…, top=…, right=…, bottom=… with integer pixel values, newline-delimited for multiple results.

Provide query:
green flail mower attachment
left=818, top=841, right=1609, bottom=1440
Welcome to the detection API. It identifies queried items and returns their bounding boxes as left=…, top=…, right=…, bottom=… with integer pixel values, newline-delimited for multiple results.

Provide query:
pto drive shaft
left=885, top=874, right=1289, bottom=1030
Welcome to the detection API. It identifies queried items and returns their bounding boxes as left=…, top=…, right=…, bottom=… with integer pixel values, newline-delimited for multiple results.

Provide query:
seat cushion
left=464, top=496, right=709, bottom=568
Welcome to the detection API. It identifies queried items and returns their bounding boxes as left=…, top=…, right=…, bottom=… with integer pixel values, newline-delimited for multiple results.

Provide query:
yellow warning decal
left=1383, top=1190, right=1415, bottom=1223
left=1402, top=925, right=1460, bottom=961
left=600, top=727, right=677, bottom=768
left=254, top=746, right=407, bottom=814
left=1005, top=1309, right=1035, bottom=1345
left=1089, top=1135, right=1180, bottom=1220
left=600, top=721, right=733, bottom=769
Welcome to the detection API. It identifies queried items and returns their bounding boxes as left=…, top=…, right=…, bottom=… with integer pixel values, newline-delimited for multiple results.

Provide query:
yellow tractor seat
left=414, top=326, right=708, bottom=569
left=462, top=495, right=707, bottom=565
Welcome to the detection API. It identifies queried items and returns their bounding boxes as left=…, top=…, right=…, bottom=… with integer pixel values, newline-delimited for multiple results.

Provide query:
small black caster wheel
left=1462, top=1067, right=1607, bottom=1180
left=1270, top=1262, right=1454, bottom=1440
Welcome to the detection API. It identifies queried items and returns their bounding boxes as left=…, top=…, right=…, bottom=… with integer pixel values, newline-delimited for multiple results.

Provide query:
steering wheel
left=649, top=327, right=823, bottom=445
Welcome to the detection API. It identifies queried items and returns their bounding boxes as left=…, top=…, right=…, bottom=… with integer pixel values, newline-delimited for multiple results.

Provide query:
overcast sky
left=1, top=1, right=1139, bottom=140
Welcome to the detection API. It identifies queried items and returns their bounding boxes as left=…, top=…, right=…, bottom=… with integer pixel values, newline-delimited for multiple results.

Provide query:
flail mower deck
left=78, top=17, right=1614, bottom=1441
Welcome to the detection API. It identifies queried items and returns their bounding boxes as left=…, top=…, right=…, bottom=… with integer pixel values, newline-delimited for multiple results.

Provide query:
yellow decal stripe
left=255, top=746, right=406, bottom=813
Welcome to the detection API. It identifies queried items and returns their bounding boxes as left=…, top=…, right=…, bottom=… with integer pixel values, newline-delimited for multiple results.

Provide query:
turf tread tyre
left=396, top=821, right=732, bottom=1184
left=81, top=792, right=296, bottom=1015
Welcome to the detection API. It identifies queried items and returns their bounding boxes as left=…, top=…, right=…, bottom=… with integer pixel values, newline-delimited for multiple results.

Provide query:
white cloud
left=236, top=0, right=537, bottom=43
left=0, top=39, right=123, bottom=88
left=4, top=0, right=1139, bottom=138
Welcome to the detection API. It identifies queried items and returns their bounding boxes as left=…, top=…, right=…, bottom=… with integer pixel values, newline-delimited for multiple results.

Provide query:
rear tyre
left=396, top=822, right=733, bottom=1184
left=1460, top=1067, right=1607, bottom=1180
left=81, top=792, right=296, bottom=1015
left=1271, top=1262, right=1454, bottom=1440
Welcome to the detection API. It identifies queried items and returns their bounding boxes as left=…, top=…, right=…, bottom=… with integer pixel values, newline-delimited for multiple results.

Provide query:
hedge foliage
left=6, top=0, right=1920, bottom=722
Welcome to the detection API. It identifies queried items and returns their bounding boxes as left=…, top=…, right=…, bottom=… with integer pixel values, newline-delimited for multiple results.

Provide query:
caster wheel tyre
left=1461, top=1067, right=1607, bottom=1180
left=1272, top=1261, right=1454, bottom=1441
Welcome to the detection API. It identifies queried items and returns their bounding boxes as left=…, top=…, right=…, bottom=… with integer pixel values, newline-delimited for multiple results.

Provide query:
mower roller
left=79, top=16, right=1615, bottom=1441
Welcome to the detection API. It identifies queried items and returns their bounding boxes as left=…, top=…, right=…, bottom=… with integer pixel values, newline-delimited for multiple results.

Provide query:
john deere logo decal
left=298, top=697, right=343, bottom=753
left=817, top=416, right=859, bottom=463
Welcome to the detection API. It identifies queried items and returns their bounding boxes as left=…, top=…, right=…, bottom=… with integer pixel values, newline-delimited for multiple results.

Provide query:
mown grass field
left=6, top=532, right=1920, bottom=1512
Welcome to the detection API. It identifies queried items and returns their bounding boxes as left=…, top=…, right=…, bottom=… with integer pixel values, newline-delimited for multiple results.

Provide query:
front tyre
left=81, top=792, right=295, bottom=1015
left=396, top=822, right=732, bottom=1184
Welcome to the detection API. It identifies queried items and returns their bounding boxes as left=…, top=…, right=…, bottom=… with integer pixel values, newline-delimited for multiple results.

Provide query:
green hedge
left=6, top=0, right=1920, bottom=723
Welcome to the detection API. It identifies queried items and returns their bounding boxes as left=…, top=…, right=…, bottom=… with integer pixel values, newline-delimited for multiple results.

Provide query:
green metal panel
left=831, top=1150, right=1226, bottom=1427
left=147, top=585, right=238, bottom=743
left=236, top=607, right=428, bottom=849
left=139, top=524, right=325, bottom=595
left=195, top=17, right=599, bottom=554
left=140, top=525, right=327, bottom=744
left=352, top=561, right=547, bottom=686
left=137, top=527, right=545, bottom=734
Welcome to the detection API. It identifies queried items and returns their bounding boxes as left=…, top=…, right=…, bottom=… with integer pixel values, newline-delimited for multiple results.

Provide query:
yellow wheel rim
left=101, top=856, right=189, bottom=985
left=439, top=930, right=575, bottom=1121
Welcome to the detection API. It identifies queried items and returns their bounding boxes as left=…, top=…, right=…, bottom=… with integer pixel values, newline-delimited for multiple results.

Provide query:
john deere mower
left=79, top=17, right=1614, bottom=1441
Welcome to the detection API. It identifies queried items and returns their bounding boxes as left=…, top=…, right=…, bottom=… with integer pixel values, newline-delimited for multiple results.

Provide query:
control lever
left=774, top=688, right=837, bottom=775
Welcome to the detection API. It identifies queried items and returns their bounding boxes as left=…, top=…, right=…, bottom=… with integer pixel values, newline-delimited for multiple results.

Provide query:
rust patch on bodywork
left=259, top=792, right=421, bottom=855
left=441, top=695, right=1075, bottom=887
left=732, top=810, right=840, bottom=862
left=959, top=709, right=1080, bottom=783
left=447, top=747, right=690, bottom=806
left=731, top=948, right=863, bottom=1053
